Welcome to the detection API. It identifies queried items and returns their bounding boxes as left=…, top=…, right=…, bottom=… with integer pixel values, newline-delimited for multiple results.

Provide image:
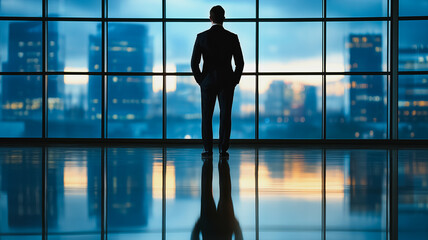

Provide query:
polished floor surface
left=0, top=146, right=427, bottom=239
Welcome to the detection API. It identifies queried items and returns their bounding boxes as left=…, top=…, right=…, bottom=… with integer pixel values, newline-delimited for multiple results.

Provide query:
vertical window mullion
left=102, top=0, right=106, bottom=140
left=323, top=0, right=327, bottom=140
left=162, top=0, right=167, bottom=141
left=391, top=0, right=398, bottom=140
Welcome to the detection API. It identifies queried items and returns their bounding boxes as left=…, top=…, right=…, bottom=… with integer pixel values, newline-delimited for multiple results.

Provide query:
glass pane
left=48, top=0, right=101, bottom=17
left=327, top=0, right=388, bottom=17
left=327, top=22, right=388, bottom=72
left=400, top=0, right=428, bottom=16
left=108, top=23, right=162, bottom=73
left=399, top=20, right=428, bottom=71
left=398, top=75, right=428, bottom=139
left=107, top=76, right=162, bottom=138
left=47, top=148, right=101, bottom=238
left=0, top=21, right=42, bottom=72
left=259, top=76, right=322, bottom=139
left=326, top=150, right=388, bottom=238
left=0, top=75, right=42, bottom=137
left=166, top=0, right=255, bottom=18
left=398, top=150, right=428, bottom=240
left=166, top=76, right=255, bottom=139
left=108, top=0, right=161, bottom=18
left=166, top=76, right=201, bottom=139
left=259, top=149, right=321, bottom=239
left=167, top=22, right=254, bottom=73
left=48, top=21, right=101, bottom=72
left=107, top=148, right=163, bottom=239
left=326, top=75, right=388, bottom=139
left=260, top=0, right=322, bottom=18
left=0, top=0, right=42, bottom=17
left=0, top=148, right=42, bottom=236
left=47, top=75, right=101, bottom=138
left=260, top=22, right=322, bottom=72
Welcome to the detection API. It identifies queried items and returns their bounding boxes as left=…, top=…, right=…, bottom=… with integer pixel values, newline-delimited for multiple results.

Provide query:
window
left=47, top=75, right=101, bottom=138
left=259, top=76, right=322, bottom=139
left=398, top=75, right=428, bottom=139
left=108, top=76, right=162, bottom=138
left=0, top=21, right=42, bottom=72
left=0, top=0, right=42, bottom=17
left=399, top=21, right=428, bottom=72
left=47, top=21, right=101, bottom=72
left=327, top=21, right=388, bottom=72
left=327, top=75, right=388, bottom=139
left=108, top=23, right=162, bottom=73
left=1, top=0, right=428, bottom=140
left=0, top=75, right=42, bottom=137
left=260, top=22, right=322, bottom=72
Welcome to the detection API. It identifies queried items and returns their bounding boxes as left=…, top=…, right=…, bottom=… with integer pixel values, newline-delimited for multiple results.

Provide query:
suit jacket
left=191, top=25, right=244, bottom=88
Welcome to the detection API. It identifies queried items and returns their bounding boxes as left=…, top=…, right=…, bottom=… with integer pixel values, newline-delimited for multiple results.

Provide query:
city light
left=64, top=68, right=89, bottom=85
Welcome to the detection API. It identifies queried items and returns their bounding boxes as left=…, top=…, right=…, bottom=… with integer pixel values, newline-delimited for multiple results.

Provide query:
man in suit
left=191, top=5, right=244, bottom=158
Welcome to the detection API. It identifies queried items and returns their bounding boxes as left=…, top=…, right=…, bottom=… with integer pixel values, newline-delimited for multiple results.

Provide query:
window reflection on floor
left=1, top=146, right=428, bottom=239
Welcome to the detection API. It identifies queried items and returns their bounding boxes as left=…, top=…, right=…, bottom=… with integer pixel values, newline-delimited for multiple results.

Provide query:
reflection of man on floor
left=191, top=5, right=244, bottom=158
left=191, top=159, right=243, bottom=240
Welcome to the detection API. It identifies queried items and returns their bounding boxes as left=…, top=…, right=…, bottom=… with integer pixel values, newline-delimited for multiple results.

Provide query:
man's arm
left=233, top=34, right=244, bottom=85
left=191, top=35, right=203, bottom=85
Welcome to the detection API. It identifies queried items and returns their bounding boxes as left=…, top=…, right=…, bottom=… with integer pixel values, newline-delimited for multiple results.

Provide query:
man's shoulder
left=223, top=28, right=238, bottom=37
left=197, top=29, right=210, bottom=37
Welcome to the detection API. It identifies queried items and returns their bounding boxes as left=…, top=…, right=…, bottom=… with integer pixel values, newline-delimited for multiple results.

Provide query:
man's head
left=210, top=5, right=225, bottom=24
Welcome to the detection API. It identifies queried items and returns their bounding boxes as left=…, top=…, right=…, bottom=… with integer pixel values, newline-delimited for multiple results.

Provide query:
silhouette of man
left=191, top=158, right=243, bottom=240
left=191, top=5, right=244, bottom=158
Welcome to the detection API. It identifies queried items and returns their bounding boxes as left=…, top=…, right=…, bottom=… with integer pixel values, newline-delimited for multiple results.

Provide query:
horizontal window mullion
left=398, top=71, right=428, bottom=75
left=0, top=17, right=395, bottom=22
left=0, top=16, right=43, bottom=21
left=325, top=72, right=391, bottom=75
left=398, top=16, right=428, bottom=21
left=0, top=72, right=394, bottom=76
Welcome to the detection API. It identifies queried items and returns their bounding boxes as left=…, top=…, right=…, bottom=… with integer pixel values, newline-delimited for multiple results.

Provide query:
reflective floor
left=0, top=146, right=427, bottom=239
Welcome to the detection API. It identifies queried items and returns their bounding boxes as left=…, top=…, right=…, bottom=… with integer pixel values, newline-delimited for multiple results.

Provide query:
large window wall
left=0, top=0, right=427, bottom=139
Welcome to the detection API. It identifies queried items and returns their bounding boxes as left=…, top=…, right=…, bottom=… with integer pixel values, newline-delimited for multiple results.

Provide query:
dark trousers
left=201, top=85, right=235, bottom=152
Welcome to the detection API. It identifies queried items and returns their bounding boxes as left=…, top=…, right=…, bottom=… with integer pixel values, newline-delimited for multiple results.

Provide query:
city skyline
left=1, top=20, right=427, bottom=138
left=1, top=0, right=428, bottom=139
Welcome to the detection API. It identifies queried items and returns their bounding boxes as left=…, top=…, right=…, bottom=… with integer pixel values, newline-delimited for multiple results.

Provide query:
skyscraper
left=303, top=85, right=318, bottom=118
left=398, top=75, right=428, bottom=138
left=88, top=23, right=154, bottom=137
left=347, top=34, right=385, bottom=124
left=397, top=45, right=428, bottom=138
left=399, top=46, right=428, bottom=71
left=1, top=21, right=63, bottom=136
left=264, top=80, right=293, bottom=120
left=2, top=22, right=42, bottom=123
